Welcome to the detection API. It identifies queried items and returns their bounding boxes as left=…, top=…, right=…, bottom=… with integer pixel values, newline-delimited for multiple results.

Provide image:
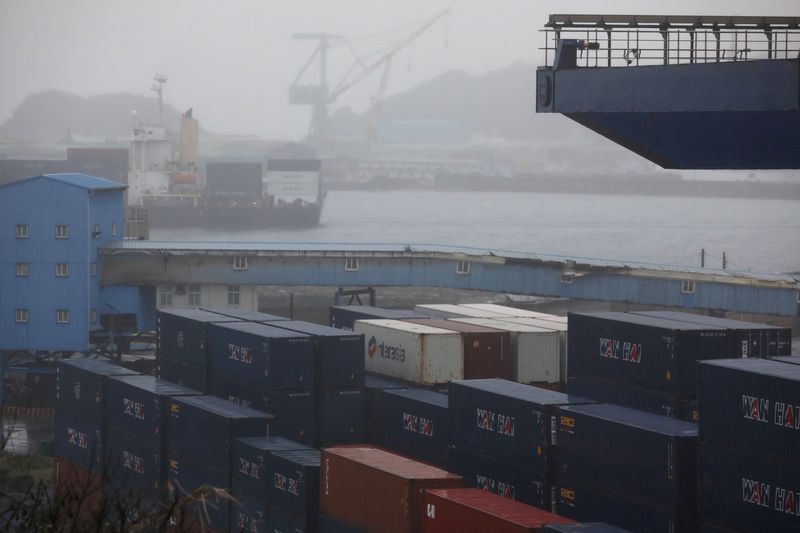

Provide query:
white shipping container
left=489, top=317, right=569, bottom=384
left=353, top=319, right=464, bottom=384
left=413, top=303, right=514, bottom=319
left=450, top=318, right=561, bottom=384
left=459, top=303, right=565, bottom=322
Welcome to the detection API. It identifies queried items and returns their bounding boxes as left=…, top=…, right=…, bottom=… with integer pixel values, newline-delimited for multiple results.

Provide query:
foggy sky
left=1, top=0, right=798, bottom=139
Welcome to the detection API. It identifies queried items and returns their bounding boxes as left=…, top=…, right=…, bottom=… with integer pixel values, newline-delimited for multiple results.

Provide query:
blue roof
left=0, top=173, right=127, bottom=191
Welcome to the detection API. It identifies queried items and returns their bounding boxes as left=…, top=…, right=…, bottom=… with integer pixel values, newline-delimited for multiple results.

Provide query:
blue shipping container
left=567, top=312, right=731, bottom=397
left=447, top=449, right=550, bottom=509
left=203, top=307, right=288, bottom=322
left=156, top=356, right=207, bottom=392
left=166, top=452, right=230, bottom=531
left=567, top=376, right=698, bottom=422
left=543, top=524, right=634, bottom=533
left=698, top=358, right=800, bottom=463
left=208, top=322, right=314, bottom=389
left=448, top=379, right=592, bottom=475
left=104, top=374, right=198, bottom=448
left=557, top=403, right=697, bottom=511
left=266, top=320, right=365, bottom=388
left=156, top=308, right=240, bottom=365
left=54, top=408, right=102, bottom=472
left=329, top=305, right=429, bottom=331
left=167, top=395, right=272, bottom=474
left=103, top=428, right=161, bottom=494
left=375, top=388, right=449, bottom=466
left=230, top=494, right=266, bottom=533
left=555, top=476, right=695, bottom=533
left=699, top=443, right=800, bottom=532
left=319, top=513, right=366, bottom=533
left=267, top=449, right=321, bottom=519
left=364, top=372, right=412, bottom=441
left=232, top=436, right=314, bottom=504
left=56, top=358, right=138, bottom=422
left=316, top=387, right=366, bottom=447
left=268, top=506, right=316, bottom=533
left=210, top=376, right=315, bottom=445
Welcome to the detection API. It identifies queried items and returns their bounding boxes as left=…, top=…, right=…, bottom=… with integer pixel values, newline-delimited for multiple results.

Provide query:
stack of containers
left=403, top=319, right=513, bottom=380
left=320, top=445, right=465, bottom=533
left=448, top=379, right=592, bottom=509
left=449, top=318, right=562, bottom=385
left=553, top=403, right=698, bottom=532
left=374, top=388, right=450, bottom=467
left=329, top=305, right=430, bottom=331
left=491, top=317, right=569, bottom=387
left=102, top=375, right=198, bottom=524
left=55, top=359, right=138, bottom=520
left=166, top=395, right=272, bottom=531
left=697, top=358, right=800, bottom=532
left=566, top=312, right=736, bottom=421
left=230, top=436, right=314, bottom=532
left=631, top=310, right=792, bottom=358
left=422, top=488, right=576, bottom=532
left=156, top=309, right=242, bottom=391
left=458, top=303, right=567, bottom=322
left=207, top=321, right=315, bottom=444
left=265, top=321, right=366, bottom=447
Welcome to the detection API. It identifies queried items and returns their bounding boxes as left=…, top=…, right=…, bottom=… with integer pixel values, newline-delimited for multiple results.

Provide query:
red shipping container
left=422, top=488, right=576, bottom=533
left=321, top=446, right=465, bottom=533
left=405, top=319, right=512, bottom=380
left=54, top=456, right=107, bottom=524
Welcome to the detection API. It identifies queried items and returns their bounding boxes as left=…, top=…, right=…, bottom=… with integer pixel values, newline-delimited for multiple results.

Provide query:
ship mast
left=151, top=73, right=168, bottom=125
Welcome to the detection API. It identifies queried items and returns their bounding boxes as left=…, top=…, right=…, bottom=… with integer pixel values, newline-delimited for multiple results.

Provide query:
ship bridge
left=99, top=241, right=800, bottom=317
left=536, top=15, right=800, bottom=169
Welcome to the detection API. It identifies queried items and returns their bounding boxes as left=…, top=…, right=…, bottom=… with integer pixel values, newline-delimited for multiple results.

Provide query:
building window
left=56, top=263, right=70, bottom=277
left=91, top=263, right=97, bottom=277
left=16, top=263, right=29, bottom=277
left=57, top=309, right=70, bottom=324
left=15, top=309, right=28, bottom=323
left=188, top=285, right=201, bottom=306
left=111, top=222, right=117, bottom=237
left=456, top=260, right=471, bottom=275
left=160, top=287, right=173, bottom=307
left=228, top=286, right=240, bottom=306
left=15, top=224, right=28, bottom=239
left=56, top=225, right=69, bottom=239
left=345, top=257, right=359, bottom=271
left=681, top=280, right=696, bottom=294
left=91, top=309, right=97, bottom=323
left=233, top=256, right=248, bottom=271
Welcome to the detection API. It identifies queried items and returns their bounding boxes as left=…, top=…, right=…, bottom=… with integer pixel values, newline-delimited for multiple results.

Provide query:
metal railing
left=541, top=14, right=800, bottom=68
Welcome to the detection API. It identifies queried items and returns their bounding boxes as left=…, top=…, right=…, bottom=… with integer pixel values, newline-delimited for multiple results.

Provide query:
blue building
left=0, top=174, right=126, bottom=353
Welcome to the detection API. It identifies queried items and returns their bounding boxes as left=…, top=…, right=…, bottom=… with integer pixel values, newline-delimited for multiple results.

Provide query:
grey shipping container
left=567, top=312, right=731, bottom=398
left=448, top=379, right=593, bottom=475
left=699, top=442, right=800, bottom=532
left=375, top=388, right=450, bottom=466
left=205, top=161, right=263, bottom=198
left=698, top=358, right=800, bottom=462
left=56, top=358, right=138, bottom=422
left=156, top=308, right=240, bottom=366
left=556, top=403, right=698, bottom=511
left=632, top=310, right=791, bottom=357
left=329, top=305, right=429, bottom=331
left=208, top=322, right=314, bottom=389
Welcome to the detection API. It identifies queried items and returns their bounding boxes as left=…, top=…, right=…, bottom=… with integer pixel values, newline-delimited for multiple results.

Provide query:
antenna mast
left=151, top=73, right=168, bottom=125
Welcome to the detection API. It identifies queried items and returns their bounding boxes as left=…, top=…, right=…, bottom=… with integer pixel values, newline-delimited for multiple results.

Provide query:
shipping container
left=566, top=376, right=698, bottom=422
left=414, top=303, right=517, bottom=319
left=450, top=318, right=562, bottom=384
left=54, top=408, right=103, bottom=471
left=320, top=446, right=465, bottom=533
left=556, top=403, right=697, bottom=510
left=771, top=355, right=800, bottom=366
left=317, top=387, right=366, bottom=446
left=422, top=488, right=576, bottom=533
left=156, top=308, right=240, bottom=366
left=365, top=373, right=413, bottom=441
left=232, top=436, right=314, bottom=504
left=203, top=307, right=289, bottom=322
left=104, top=374, right=198, bottom=447
left=555, top=476, right=695, bottom=533
left=268, top=449, right=321, bottom=519
left=267, top=320, right=365, bottom=387
left=267, top=506, right=316, bottom=533
left=448, top=379, right=592, bottom=475
left=103, top=427, right=162, bottom=494
left=205, top=161, right=263, bottom=198
left=492, top=317, right=569, bottom=381
left=56, top=358, right=138, bottom=421
left=319, top=513, right=366, bottom=532
left=632, top=310, right=792, bottom=357
left=354, top=319, right=465, bottom=384
left=375, top=388, right=449, bottom=466
left=542, top=524, right=633, bottom=533
left=447, top=450, right=551, bottom=509
left=210, top=375, right=315, bottom=445
left=166, top=452, right=231, bottom=532
left=230, top=495, right=265, bottom=533
left=404, top=319, right=513, bottom=380
left=459, top=304, right=565, bottom=322
left=156, top=356, right=207, bottom=392
left=567, top=312, right=731, bottom=397
left=54, top=456, right=107, bottom=524
left=699, top=442, right=800, bottom=532
left=208, top=322, right=315, bottom=389
left=167, top=395, right=272, bottom=474
left=698, top=358, right=800, bottom=462
left=330, top=305, right=430, bottom=331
